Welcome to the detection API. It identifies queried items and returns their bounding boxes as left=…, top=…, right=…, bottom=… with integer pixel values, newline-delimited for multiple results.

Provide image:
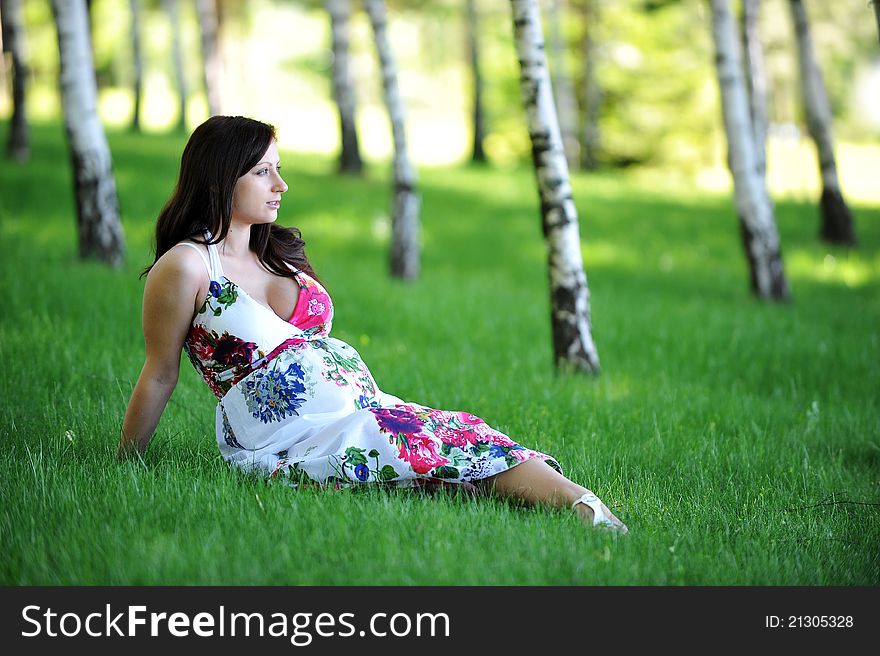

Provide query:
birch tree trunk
left=163, top=0, right=188, bottom=131
left=328, top=0, right=363, bottom=174
left=709, top=0, right=788, bottom=300
left=364, top=0, right=421, bottom=281
left=741, top=0, right=768, bottom=179
left=465, top=0, right=486, bottom=163
left=51, top=0, right=125, bottom=267
left=197, top=0, right=223, bottom=116
left=547, top=0, right=579, bottom=170
left=129, top=0, right=143, bottom=131
left=1, top=0, right=29, bottom=161
left=84, top=0, right=99, bottom=89
left=789, top=0, right=856, bottom=246
left=578, top=0, right=601, bottom=171
left=509, top=0, right=600, bottom=373
left=872, top=1, right=880, bottom=45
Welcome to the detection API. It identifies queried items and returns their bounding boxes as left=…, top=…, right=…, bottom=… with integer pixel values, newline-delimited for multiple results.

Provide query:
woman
left=119, top=115, right=627, bottom=533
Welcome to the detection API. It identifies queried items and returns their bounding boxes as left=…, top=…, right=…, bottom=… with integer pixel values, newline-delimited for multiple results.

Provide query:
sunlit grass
left=1, top=122, right=878, bottom=585
left=786, top=249, right=879, bottom=288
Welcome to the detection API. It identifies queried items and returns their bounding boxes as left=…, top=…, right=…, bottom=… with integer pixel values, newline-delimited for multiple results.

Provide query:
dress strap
left=205, top=237, right=224, bottom=280
left=174, top=242, right=211, bottom=278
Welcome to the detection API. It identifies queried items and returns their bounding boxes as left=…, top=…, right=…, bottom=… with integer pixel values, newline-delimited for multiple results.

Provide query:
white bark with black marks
left=578, top=0, right=601, bottom=171
left=1, top=0, right=29, bottom=161
left=129, top=0, right=143, bottom=131
left=741, top=0, right=768, bottom=179
left=197, top=0, right=223, bottom=116
left=163, top=0, right=188, bottom=131
left=328, top=0, right=363, bottom=174
left=789, top=0, right=856, bottom=246
left=510, top=0, right=600, bottom=373
left=51, top=0, right=125, bottom=267
left=465, top=0, right=486, bottom=162
left=547, top=0, right=579, bottom=170
left=710, top=0, right=788, bottom=300
left=364, top=0, right=421, bottom=281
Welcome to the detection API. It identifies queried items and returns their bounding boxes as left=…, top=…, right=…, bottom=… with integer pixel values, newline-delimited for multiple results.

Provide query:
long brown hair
left=143, top=115, right=317, bottom=280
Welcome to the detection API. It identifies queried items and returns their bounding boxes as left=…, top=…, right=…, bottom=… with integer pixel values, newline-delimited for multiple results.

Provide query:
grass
left=0, top=122, right=878, bottom=585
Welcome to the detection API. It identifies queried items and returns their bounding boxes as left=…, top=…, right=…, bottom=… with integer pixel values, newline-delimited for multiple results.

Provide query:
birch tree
left=741, top=0, right=768, bottom=179
left=197, top=0, right=223, bottom=116
left=328, top=0, right=363, bottom=174
left=709, top=0, right=788, bottom=300
left=789, top=0, right=856, bottom=246
left=465, top=0, right=486, bottom=163
left=129, top=0, right=143, bottom=131
left=51, top=0, right=125, bottom=267
left=578, top=0, right=601, bottom=171
left=364, top=0, right=421, bottom=280
left=546, top=0, right=579, bottom=170
left=163, top=0, right=188, bottom=131
left=872, top=1, right=880, bottom=44
left=509, top=0, right=600, bottom=373
left=1, top=0, right=29, bottom=161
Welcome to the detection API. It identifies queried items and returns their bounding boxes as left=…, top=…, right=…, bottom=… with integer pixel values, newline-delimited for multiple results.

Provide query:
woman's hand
left=118, top=246, right=208, bottom=458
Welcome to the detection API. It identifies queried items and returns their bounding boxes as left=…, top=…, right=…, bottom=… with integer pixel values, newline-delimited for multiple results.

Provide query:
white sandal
left=572, top=492, right=628, bottom=533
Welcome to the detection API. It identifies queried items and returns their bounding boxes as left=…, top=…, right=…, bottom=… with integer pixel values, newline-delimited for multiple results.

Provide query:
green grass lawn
left=1, top=123, right=878, bottom=585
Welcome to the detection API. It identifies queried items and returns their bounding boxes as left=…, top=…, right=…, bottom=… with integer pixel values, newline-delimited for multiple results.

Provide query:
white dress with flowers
left=181, top=240, right=560, bottom=487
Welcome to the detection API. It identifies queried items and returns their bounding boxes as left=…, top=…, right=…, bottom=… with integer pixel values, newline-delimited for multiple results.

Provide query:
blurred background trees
left=0, top=0, right=877, bottom=369
left=1, top=0, right=28, bottom=161
left=710, top=0, right=789, bottom=300
left=788, top=0, right=856, bottom=245
left=364, top=0, right=421, bottom=281
left=1, top=0, right=874, bottom=182
left=327, top=0, right=363, bottom=173
left=51, top=0, right=126, bottom=266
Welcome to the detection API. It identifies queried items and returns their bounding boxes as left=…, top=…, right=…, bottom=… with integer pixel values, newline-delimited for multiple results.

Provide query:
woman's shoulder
left=149, top=241, right=211, bottom=287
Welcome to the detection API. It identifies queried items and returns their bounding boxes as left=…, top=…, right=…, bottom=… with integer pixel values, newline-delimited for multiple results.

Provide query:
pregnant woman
left=118, top=115, right=627, bottom=533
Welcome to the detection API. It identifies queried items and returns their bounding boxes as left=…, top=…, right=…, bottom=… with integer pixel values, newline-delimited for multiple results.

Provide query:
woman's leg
left=477, top=458, right=627, bottom=530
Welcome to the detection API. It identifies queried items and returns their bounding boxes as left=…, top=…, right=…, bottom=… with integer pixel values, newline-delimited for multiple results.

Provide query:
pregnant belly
left=219, top=341, right=380, bottom=449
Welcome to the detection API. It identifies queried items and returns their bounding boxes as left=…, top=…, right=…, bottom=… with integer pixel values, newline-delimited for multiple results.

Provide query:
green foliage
left=9, top=0, right=875, bottom=166
left=593, top=0, right=716, bottom=168
left=1, top=123, right=878, bottom=584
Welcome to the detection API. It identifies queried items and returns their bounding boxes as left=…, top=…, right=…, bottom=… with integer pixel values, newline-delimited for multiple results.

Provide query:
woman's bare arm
left=118, top=248, right=207, bottom=458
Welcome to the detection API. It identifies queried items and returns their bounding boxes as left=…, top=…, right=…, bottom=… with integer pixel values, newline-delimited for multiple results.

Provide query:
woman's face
left=230, top=140, right=288, bottom=228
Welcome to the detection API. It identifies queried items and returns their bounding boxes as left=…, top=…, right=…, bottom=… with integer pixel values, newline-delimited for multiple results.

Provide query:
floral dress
left=180, top=240, right=561, bottom=487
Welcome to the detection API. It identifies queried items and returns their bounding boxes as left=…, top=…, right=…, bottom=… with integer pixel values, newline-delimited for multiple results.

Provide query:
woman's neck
left=219, top=223, right=252, bottom=259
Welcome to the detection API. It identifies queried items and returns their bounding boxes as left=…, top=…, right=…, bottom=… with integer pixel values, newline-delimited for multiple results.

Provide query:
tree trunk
left=84, top=0, right=100, bottom=89
left=465, top=0, right=486, bottom=163
left=577, top=0, right=600, bottom=171
left=50, top=0, right=126, bottom=267
left=85, top=0, right=95, bottom=41
left=197, top=0, right=223, bottom=116
left=873, top=1, right=880, bottom=45
left=789, top=0, right=856, bottom=246
left=709, top=0, right=788, bottom=301
left=129, top=0, right=143, bottom=131
left=509, top=0, right=600, bottom=374
left=364, top=0, right=421, bottom=281
left=546, top=0, right=579, bottom=171
left=327, top=0, right=363, bottom=174
left=741, top=0, right=768, bottom=179
left=163, top=0, right=188, bottom=131
left=1, top=0, right=29, bottom=161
